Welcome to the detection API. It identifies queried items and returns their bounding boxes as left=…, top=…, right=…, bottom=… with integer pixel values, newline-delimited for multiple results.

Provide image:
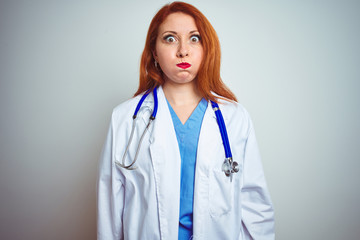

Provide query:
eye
left=164, top=35, right=176, bottom=43
left=190, top=35, right=201, bottom=43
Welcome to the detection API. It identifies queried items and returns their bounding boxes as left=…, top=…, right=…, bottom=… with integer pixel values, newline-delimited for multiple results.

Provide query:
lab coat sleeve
left=240, top=124, right=275, bottom=240
left=97, top=122, right=124, bottom=240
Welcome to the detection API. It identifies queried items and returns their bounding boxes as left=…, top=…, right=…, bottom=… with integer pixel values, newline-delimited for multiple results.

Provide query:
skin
left=153, top=12, right=204, bottom=124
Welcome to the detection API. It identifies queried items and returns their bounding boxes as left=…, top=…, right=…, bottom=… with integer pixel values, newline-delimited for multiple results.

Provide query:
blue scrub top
left=166, top=98, right=208, bottom=240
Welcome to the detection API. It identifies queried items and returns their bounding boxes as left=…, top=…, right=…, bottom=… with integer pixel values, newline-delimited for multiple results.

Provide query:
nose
left=176, top=41, right=189, bottom=58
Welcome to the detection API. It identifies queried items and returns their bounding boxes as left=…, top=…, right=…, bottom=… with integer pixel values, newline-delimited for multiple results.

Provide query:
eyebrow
left=161, top=30, right=199, bottom=35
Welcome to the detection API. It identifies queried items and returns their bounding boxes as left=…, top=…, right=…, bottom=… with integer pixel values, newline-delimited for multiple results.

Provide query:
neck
left=162, top=81, right=202, bottom=107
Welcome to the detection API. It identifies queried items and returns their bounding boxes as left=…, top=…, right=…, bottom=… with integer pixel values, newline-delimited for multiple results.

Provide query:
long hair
left=134, top=1, right=237, bottom=103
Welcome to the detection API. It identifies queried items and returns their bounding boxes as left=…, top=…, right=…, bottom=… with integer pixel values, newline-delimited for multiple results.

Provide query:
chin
left=163, top=71, right=197, bottom=84
left=175, top=76, right=196, bottom=83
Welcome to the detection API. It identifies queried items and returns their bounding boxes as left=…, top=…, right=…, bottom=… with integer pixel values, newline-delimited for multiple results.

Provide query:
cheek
left=156, top=46, right=175, bottom=61
left=199, top=52, right=204, bottom=63
left=195, top=49, right=204, bottom=65
left=158, top=51, right=170, bottom=61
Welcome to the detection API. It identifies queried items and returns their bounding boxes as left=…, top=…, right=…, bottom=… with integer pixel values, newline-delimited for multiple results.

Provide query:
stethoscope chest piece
left=222, top=157, right=239, bottom=182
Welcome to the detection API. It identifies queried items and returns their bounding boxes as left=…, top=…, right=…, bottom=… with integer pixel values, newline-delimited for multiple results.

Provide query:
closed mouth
left=176, top=62, right=191, bottom=69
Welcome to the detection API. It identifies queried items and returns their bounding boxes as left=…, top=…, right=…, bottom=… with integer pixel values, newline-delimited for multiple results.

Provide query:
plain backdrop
left=1, top=0, right=359, bottom=239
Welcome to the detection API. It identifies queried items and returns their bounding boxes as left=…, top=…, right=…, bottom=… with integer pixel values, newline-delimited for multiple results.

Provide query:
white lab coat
left=97, top=86, right=274, bottom=240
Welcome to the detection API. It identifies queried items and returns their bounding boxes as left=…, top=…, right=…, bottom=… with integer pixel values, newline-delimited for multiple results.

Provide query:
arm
left=97, top=123, right=124, bottom=240
left=240, top=125, right=275, bottom=240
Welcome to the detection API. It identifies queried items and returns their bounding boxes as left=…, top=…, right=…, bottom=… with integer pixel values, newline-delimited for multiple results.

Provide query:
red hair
left=134, top=1, right=237, bottom=103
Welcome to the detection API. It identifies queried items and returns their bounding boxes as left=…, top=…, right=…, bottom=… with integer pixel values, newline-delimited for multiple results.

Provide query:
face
left=153, top=12, right=203, bottom=85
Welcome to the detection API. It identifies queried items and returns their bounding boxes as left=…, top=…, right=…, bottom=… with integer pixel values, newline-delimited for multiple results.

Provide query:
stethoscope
left=115, top=87, right=239, bottom=181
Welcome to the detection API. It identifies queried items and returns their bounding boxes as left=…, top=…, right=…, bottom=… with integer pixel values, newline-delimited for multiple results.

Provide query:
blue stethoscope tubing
left=134, top=88, right=158, bottom=120
left=210, top=101, right=239, bottom=180
left=210, top=101, right=232, bottom=159
left=116, top=87, right=239, bottom=180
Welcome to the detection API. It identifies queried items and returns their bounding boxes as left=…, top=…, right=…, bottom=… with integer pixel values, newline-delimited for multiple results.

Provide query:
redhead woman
left=97, top=2, right=274, bottom=239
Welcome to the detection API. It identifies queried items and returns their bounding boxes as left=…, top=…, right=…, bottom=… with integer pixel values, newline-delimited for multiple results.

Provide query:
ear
left=152, top=50, right=158, bottom=62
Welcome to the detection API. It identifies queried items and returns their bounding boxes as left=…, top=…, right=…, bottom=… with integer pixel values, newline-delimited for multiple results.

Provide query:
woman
left=97, top=2, right=274, bottom=239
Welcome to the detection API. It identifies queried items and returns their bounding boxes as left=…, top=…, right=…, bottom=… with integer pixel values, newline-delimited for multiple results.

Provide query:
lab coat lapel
left=193, top=101, right=225, bottom=239
left=148, top=87, right=181, bottom=240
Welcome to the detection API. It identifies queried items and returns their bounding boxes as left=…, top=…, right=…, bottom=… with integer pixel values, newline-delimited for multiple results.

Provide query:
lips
left=176, top=62, right=191, bottom=69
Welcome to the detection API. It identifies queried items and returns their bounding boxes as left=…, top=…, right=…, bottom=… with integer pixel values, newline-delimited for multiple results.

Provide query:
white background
left=1, top=0, right=359, bottom=239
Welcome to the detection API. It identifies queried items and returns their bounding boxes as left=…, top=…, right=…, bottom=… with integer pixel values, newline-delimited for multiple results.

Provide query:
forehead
left=158, top=12, right=198, bottom=33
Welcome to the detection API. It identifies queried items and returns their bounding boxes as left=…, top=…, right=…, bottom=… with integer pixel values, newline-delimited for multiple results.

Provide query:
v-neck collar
left=166, top=98, right=208, bottom=128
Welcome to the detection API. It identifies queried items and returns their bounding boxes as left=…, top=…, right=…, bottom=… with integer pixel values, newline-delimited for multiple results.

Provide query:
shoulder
left=216, top=98, right=254, bottom=136
left=111, top=95, right=143, bottom=123
left=217, top=98, right=251, bottom=123
left=113, top=95, right=141, bottom=114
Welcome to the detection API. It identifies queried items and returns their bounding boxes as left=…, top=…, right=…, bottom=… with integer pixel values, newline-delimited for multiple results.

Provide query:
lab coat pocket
left=209, top=170, right=233, bottom=218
